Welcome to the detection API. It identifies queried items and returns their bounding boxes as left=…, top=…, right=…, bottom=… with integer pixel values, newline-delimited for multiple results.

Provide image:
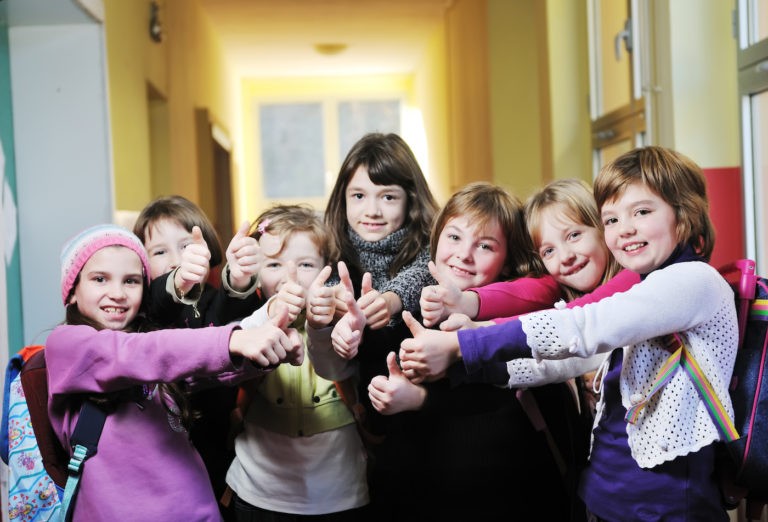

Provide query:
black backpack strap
left=62, top=400, right=107, bottom=521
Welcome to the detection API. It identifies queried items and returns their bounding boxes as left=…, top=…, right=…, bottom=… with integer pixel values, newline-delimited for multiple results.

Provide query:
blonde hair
left=251, top=204, right=330, bottom=263
left=594, top=146, right=714, bottom=260
left=525, top=178, right=621, bottom=300
left=431, top=182, right=543, bottom=279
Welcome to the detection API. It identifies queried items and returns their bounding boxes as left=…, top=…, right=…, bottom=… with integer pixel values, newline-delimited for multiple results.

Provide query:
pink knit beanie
left=60, top=224, right=151, bottom=305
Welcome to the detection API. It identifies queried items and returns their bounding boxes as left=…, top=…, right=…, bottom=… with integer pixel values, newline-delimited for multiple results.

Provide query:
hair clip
left=257, top=218, right=271, bottom=234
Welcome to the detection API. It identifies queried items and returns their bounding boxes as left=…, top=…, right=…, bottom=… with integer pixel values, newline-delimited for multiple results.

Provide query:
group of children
left=34, top=134, right=738, bottom=522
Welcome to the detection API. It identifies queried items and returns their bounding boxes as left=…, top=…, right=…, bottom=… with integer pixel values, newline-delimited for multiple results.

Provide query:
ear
left=68, top=294, right=77, bottom=305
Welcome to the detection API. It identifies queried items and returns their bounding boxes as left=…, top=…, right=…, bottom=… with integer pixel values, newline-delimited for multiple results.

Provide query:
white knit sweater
left=517, top=261, right=738, bottom=468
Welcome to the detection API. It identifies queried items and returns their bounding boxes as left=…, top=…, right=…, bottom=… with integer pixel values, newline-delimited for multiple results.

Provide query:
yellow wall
left=487, top=0, right=546, bottom=201
left=104, top=0, right=236, bottom=212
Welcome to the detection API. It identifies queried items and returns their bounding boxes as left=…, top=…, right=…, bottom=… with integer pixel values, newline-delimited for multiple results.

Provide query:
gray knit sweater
left=345, top=227, right=434, bottom=317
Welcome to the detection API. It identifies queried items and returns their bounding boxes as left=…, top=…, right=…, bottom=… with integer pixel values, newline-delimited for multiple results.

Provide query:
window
left=258, top=99, right=402, bottom=200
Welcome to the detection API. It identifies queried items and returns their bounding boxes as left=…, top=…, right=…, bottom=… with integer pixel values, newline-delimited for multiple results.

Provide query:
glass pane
left=751, top=90, right=768, bottom=272
left=750, top=0, right=768, bottom=45
left=338, top=100, right=401, bottom=160
left=259, top=103, right=325, bottom=199
left=597, top=139, right=634, bottom=172
left=598, top=0, right=632, bottom=115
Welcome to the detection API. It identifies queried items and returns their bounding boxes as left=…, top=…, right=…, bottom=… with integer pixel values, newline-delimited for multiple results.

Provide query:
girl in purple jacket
left=47, top=224, right=302, bottom=521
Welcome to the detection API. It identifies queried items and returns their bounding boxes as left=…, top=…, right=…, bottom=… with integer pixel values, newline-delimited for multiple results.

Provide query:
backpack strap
left=624, top=334, right=739, bottom=442
left=61, top=400, right=107, bottom=521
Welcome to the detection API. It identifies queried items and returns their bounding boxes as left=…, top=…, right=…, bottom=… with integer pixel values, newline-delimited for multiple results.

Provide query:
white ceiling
left=198, top=0, right=450, bottom=78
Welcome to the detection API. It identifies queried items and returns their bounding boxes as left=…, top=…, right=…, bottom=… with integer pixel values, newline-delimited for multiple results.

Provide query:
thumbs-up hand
left=331, top=261, right=354, bottom=319
left=398, top=311, right=462, bottom=383
left=226, top=220, right=260, bottom=291
left=357, top=272, right=390, bottom=330
left=229, top=303, right=303, bottom=367
left=368, top=352, right=427, bottom=415
left=331, top=286, right=366, bottom=360
left=268, top=261, right=305, bottom=324
left=306, top=265, right=335, bottom=329
left=420, top=261, right=464, bottom=327
left=439, top=313, right=483, bottom=332
left=175, top=226, right=211, bottom=297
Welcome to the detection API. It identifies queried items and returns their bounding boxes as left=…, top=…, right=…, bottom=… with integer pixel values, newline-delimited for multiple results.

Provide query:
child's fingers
left=386, top=351, right=401, bottom=377
left=402, top=311, right=425, bottom=336
left=191, top=225, right=206, bottom=246
left=361, top=272, right=373, bottom=295
left=311, top=265, right=332, bottom=289
left=338, top=261, right=354, bottom=294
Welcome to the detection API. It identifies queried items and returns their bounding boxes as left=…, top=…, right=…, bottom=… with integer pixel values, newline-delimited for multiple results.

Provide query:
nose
left=455, top=242, right=473, bottom=262
left=107, top=281, right=127, bottom=300
left=618, top=219, right=636, bottom=237
left=365, top=198, right=382, bottom=217
left=168, top=250, right=181, bottom=271
left=560, top=248, right=577, bottom=266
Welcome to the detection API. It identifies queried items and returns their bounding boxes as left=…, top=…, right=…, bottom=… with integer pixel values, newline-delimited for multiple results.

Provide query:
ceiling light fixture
left=313, top=43, right=348, bottom=56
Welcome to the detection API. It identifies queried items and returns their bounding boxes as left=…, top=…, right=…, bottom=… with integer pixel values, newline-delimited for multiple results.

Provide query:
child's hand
left=226, top=221, right=260, bottom=291
left=268, top=261, right=305, bottom=324
left=368, top=352, right=427, bottom=415
left=331, top=287, right=366, bottom=360
left=398, top=311, right=461, bottom=383
left=174, top=226, right=210, bottom=297
left=439, top=313, right=483, bottom=332
left=229, top=305, right=302, bottom=367
left=306, top=265, right=335, bottom=329
left=357, top=273, right=390, bottom=330
left=420, top=261, right=464, bottom=327
left=332, top=261, right=355, bottom=320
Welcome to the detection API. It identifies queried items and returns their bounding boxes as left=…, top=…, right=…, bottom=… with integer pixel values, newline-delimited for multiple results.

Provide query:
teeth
left=103, top=307, right=125, bottom=314
left=624, top=243, right=644, bottom=252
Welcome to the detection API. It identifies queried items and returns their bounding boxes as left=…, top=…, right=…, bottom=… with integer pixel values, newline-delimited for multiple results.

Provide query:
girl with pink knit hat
left=47, top=223, right=303, bottom=521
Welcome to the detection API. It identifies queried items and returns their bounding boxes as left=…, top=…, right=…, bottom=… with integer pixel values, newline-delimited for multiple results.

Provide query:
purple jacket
left=46, top=324, right=264, bottom=521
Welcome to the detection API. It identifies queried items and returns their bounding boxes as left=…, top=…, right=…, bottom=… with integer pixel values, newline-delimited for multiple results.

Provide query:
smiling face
left=536, top=203, right=609, bottom=293
left=143, top=218, right=196, bottom=279
left=345, top=166, right=407, bottom=242
left=258, top=231, right=325, bottom=299
left=434, top=216, right=507, bottom=291
left=601, top=182, right=678, bottom=275
left=69, top=246, right=144, bottom=330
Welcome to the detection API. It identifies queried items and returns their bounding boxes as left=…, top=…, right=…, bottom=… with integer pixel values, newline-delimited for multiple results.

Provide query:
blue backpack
left=2, top=347, right=106, bottom=521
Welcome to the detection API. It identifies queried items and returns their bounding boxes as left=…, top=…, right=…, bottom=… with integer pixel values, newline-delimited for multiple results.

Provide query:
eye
left=567, top=230, right=582, bottom=241
left=349, top=192, right=364, bottom=200
left=478, top=242, right=494, bottom=251
left=150, top=249, right=166, bottom=257
left=93, top=275, right=106, bottom=283
left=603, top=217, right=618, bottom=227
left=383, top=194, right=399, bottom=202
left=446, top=233, right=460, bottom=242
left=125, top=277, right=142, bottom=286
left=298, top=261, right=317, bottom=270
left=636, top=208, right=652, bottom=216
left=265, top=262, right=280, bottom=269
left=539, top=247, right=554, bottom=259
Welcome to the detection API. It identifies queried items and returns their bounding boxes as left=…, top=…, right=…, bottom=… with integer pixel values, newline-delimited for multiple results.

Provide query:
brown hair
left=250, top=204, right=330, bottom=263
left=594, top=146, right=714, bottom=260
left=525, top=178, right=622, bottom=300
left=431, top=182, right=544, bottom=279
left=325, top=133, right=438, bottom=278
left=133, top=195, right=224, bottom=268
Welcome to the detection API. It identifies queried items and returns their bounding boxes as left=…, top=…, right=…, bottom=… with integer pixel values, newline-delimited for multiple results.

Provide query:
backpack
left=2, top=346, right=107, bottom=522
left=717, top=259, right=768, bottom=519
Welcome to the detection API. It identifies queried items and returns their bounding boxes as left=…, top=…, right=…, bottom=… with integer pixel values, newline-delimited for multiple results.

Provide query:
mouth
left=448, top=264, right=476, bottom=277
left=622, top=241, right=647, bottom=253
left=102, top=306, right=128, bottom=315
left=562, top=260, right=588, bottom=277
left=361, top=222, right=385, bottom=229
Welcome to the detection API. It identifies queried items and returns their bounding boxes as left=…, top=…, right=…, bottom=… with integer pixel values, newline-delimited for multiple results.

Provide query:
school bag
left=624, top=259, right=768, bottom=520
left=716, top=259, right=768, bottom=519
left=2, top=346, right=107, bottom=521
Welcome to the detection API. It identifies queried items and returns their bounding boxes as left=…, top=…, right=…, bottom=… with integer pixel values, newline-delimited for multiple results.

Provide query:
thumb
left=402, top=310, right=425, bottom=336
left=191, top=225, right=206, bottom=246
left=428, top=260, right=446, bottom=286
left=338, top=261, right=354, bottom=294
left=361, top=272, right=373, bottom=295
left=234, top=220, right=250, bottom=239
left=312, top=265, right=332, bottom=288
left=386, top=351, right=402, bottom=377
left=286, top=260, right=298, bottom=284
left=269, top=301, right=290, bottom=329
